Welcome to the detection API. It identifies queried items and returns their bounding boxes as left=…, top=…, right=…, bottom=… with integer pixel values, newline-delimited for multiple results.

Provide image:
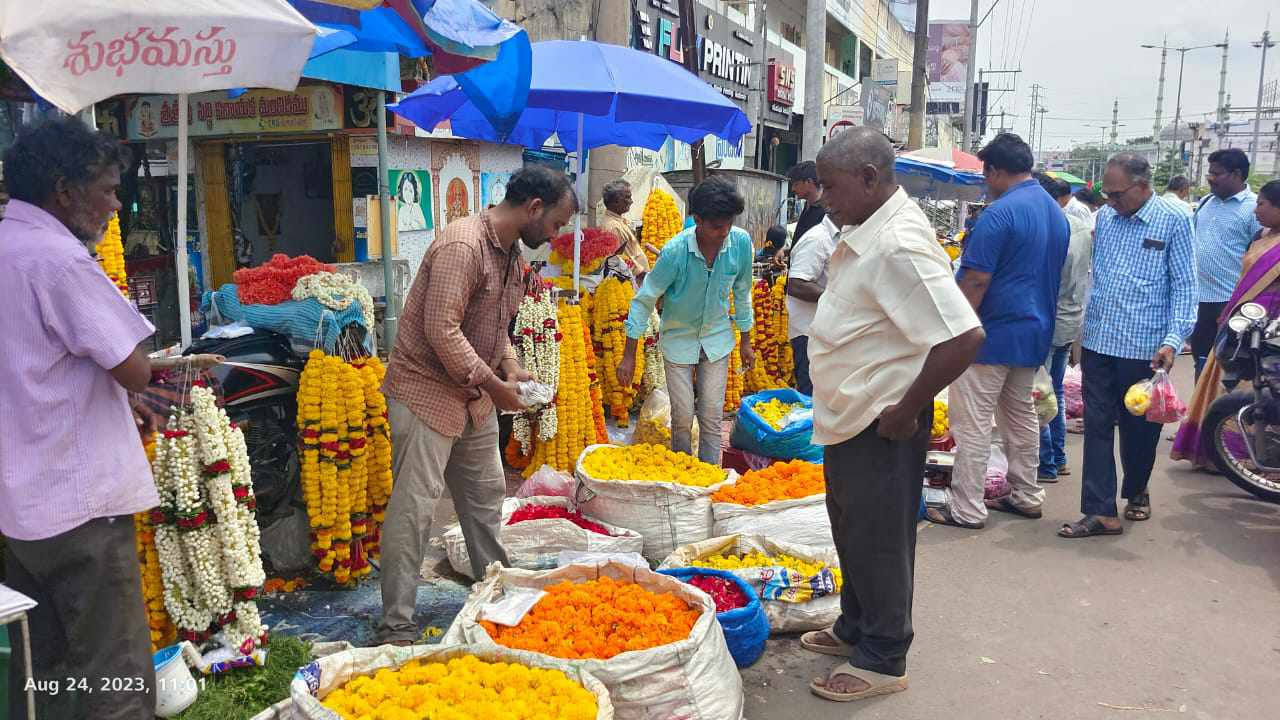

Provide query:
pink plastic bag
left=1063, top=365, right=1084, bottom=419
left=514, top=465, right=577, bottom=499
left=1145, top=369, right=1187, bottom=424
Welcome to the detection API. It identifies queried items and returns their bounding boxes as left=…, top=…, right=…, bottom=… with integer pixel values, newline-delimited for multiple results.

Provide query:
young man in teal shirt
left=617, top=176, right=755, bottom=464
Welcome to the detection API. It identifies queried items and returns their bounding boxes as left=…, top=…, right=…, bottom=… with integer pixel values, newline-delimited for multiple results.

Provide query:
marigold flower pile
left=685, top=574, right=749, bottom=612
left=931, top=399, right=949, bottom=439
left=593, top=277, right=642, bottom=425
left=96, top=213, right=129, bottom=297
left=233, top=254, right=335, bottom=305
left=753, top=397, right=805, bottom=430
left=507, top=505, right=614, bottom=536
left=581, top=444, right=727, bottom=488
left=480, top=576, right=699, bottom=659
left=320, top=655, right=598, bottom=720
left=691, top=551, right=842, bottom=589
left=711, top=460, right=824, bottom=505
left=641, top=189, right=682, bottom=267
left=297, top=350, right=393, bottom=582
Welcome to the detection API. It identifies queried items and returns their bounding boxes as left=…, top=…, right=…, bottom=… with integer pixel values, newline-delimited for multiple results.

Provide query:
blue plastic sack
left=731, top=389, right=823, bottom=462
left=659, top=567, right=769, bottom=668
left=202, top=284, right=371, bottom=354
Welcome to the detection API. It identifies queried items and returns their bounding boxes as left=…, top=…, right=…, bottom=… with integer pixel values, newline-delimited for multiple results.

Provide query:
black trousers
left=1081, top=349, right=1163, bottom=517
left=790, top=335, right=812, bottom=396
left=6, top=516, right=156, bottom=720
left=1189, top=301, right=1227, bottom=380
left=823, top=408, right=929, bottom=677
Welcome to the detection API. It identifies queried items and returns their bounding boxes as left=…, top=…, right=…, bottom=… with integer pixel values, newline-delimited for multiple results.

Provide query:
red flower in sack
left=687, top=574, right=750, bottom=612
left=507, top=505, right=615, bottom=535
left=551, top=227, right=622, bottom=264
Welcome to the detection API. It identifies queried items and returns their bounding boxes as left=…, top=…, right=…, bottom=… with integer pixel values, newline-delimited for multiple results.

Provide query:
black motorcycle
left=1202, top=301, right=1280, bottom=504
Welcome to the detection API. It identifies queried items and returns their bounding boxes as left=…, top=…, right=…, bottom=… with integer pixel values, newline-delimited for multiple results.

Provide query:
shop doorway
left=228, top=141, right=336, bottom=265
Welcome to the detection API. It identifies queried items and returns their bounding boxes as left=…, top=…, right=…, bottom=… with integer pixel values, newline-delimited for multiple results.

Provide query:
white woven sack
left=435, top=496, right=645, bottom=580
left=658, top=534, right=842, bottom=633
left=574, top=444, right=736, bottom=561
left=443, top=560, right=744, bottom=720
left=711, top=494, right=833, bottom=548
left=289, top=643, right=614, bottom=720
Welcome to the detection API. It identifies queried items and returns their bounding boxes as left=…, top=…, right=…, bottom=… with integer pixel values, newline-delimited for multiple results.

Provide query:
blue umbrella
left=389, top=39, right=752, bottom=150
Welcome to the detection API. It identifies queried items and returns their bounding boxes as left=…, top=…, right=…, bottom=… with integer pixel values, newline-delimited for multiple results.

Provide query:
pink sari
left=1172, top=229, right=1280, bottom=467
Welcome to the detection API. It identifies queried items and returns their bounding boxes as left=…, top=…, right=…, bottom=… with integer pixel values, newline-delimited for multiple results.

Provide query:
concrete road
left=743, top=364, right=1280, bottom=720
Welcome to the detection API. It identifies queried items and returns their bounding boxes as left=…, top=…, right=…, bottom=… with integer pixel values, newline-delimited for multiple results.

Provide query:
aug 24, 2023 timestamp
left=25, top=675, right=207, bottom=696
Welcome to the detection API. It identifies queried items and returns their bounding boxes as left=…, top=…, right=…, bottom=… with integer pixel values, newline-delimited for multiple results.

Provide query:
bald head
left=817, top=127, right=896, bottom=178
left=815, top=127, right=898, bottom=227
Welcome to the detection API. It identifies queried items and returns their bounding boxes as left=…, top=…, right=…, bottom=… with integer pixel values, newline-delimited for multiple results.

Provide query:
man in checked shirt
left=377, top=167, right=577, bottom=644
left=1059, top=154, right=1196, bottom=538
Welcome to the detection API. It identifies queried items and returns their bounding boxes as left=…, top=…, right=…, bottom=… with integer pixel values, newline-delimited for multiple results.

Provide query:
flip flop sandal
left=800, top=628, right=854, bottom=657
left=1058, top=516, right=1124, bottom=538
left=925, top=506, right=985, bottom=530
left=985, top=496, right=1043, bottom=519
left=810, top=662, right=909, bottom=702
left=1124, top=494, right=1151, bottom=521
left=1057, top=464, right=1072, bottom=476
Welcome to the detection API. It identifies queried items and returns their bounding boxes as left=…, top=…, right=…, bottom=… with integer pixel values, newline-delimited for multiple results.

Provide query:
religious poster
left=445, top=177, right=470, bottom=225
left=388, top=169, right=432, bottom=232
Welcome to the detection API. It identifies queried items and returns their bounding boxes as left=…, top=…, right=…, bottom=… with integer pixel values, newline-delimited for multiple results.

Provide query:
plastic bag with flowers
left=730, top=389, right=823, bottom=462
left=434, top=496, right=644, bottom=580
left=575, top=444, right=737, bottom=561
left=444, top=561, right=742, bottom=720
left=709, top=460, right=832, bottom=548
left=289, top=642, right=614, bottom=720
left=659, top=534, right=841, bottom=633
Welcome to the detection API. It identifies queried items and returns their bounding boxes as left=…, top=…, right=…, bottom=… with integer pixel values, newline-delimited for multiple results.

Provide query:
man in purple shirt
left=0, top=117, right=162, bottom=719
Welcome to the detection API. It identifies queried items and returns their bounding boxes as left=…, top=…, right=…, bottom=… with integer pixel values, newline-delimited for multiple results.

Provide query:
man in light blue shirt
left=1062, top=154, right=1196, bottom=539
left=1189, top=149, right=1264, bottom=379
left=618, top=176, right=755, bottom=464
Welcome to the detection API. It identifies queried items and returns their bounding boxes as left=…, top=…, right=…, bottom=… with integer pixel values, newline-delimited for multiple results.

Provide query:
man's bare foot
left=813, top=669, right=870, bottom=695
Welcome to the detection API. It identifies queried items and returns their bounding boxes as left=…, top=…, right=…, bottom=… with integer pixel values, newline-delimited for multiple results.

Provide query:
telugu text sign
left=125, top=86, right=344, bottom=140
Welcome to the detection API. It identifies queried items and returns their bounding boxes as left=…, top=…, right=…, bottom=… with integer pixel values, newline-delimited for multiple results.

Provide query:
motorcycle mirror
left=1228, top=315, right=1253, bottom=333
left=1238, top=302, right=1267, bottom=322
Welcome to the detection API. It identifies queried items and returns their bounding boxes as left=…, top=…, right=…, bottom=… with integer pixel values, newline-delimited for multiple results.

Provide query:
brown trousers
left=5, top=515, right=155, bottom=720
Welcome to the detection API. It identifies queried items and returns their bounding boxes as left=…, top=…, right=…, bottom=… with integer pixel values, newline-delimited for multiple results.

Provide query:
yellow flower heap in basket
left=753, top=396, right=805, bottom=431
left=641, top=188, right=682, bottom=267
left=692, top=550, right=842, bottom=590
left=931, top=399, right=949, bottom=439
left=581, top=444, right=726, bottom=488
left=321, top=654, right=598, bottom=720
left=96, top=213, right=128, bottom=297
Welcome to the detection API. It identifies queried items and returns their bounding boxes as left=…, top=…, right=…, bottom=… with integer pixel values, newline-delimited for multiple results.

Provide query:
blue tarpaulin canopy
left=894, top=156, right=987, bottom=202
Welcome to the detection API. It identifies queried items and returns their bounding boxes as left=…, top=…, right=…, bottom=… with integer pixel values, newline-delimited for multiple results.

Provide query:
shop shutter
left=331, top=136, right=355, bottom=263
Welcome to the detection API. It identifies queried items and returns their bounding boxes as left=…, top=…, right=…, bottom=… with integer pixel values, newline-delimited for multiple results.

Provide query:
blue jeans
left=1038, top=344, right=1071, bottom=477
left=791, top=335, right=812, bottom=396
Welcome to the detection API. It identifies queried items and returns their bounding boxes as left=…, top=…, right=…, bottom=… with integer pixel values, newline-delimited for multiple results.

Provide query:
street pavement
left=743, top=363, right=1280, bottom=719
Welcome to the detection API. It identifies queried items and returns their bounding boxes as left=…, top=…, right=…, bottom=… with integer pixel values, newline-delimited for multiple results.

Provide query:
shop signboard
left=125, top=85, right=344, bottom=140
left=926, top=21, right=971, bottom=103
left=632, top=0, right=792, bottom=129
left=342, top=86, right=393, bottom=131
left=872, top=58, right=899, bottom=86
left=862, top=84, right=891, bottom=132
left=827, top=105, right=862, bottom=140
left=767, top=58, right=796, bottom=112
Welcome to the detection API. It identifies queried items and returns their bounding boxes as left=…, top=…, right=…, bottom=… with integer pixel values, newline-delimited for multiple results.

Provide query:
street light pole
left=1252, top=30, right=1276, bottom=169
left=1143, top=41, right=1228, bottom=172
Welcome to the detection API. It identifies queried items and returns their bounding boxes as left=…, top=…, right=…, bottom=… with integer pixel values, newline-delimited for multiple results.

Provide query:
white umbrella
left=0, top=0, right=319, bottom=347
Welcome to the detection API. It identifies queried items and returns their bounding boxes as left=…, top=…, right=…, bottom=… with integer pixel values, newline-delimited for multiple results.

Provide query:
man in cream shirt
left=799, top=128, right=985, bottom=703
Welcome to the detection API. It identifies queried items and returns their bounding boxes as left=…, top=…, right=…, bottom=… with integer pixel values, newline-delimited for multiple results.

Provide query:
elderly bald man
left=799, top=127, right=986, bottom=702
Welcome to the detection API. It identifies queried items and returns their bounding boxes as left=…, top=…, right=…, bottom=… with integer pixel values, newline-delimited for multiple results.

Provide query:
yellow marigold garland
left=592, top=277, right=642, bottom=425
left=641, top=188, right=682, bottom=267
left=525, top=302, right=597, bottom=476
left=725, top=328, right=744, bottom=413
left=135, top=433, right=176, bottom=651
left=745, top=276, right=794, bottom=391
left=96, top=213, right=129, bottom=297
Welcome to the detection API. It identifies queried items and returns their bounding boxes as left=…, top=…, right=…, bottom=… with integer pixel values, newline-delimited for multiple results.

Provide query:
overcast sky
left=928, top=0, right=1276, bottom=150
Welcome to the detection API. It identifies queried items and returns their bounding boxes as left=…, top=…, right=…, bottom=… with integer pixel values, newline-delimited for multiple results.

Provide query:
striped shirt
left=0, top=200, right=158, bottom=540
left=1194, top=188, right=1263, bottom=303
left=1082, top=194, right=1197, bottom=360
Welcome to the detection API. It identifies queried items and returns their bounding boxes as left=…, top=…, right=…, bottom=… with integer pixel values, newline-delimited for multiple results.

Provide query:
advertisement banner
left=926, top=22, right=971, bottom=104
left=125, top=86, right=343, bottom=140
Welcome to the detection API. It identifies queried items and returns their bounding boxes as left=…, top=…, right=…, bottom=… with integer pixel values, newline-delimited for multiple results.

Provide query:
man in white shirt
left=1065, top=190, right=1097, bottom=229
left=799, top=128, right=985, bottom=702
left=1162, top=175, right=1195, bottom=217
left=785, top=215, right=839, bottom=395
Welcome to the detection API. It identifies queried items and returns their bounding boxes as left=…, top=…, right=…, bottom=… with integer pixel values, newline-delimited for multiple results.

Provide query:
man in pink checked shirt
left=0, top=117, right=214, bottom=719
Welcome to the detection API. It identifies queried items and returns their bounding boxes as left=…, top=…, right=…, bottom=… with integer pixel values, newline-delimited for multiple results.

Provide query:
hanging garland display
left=524, top=302, right=599, bottom=475
left=151, top=384, right=267, bottom=651
left=639, top=310, right=665, bottom=401
left=581, top=300, right=610, bottom=445
left=297, top=349, right=393, bottom=581
left=746, top=276, right=793, bottom=391
left=641, top=189, right=682, bottom=268
left=592, top=277, right=642, bottom=426
left=136, top=433, right=176, bottom=651
left=96, top=213, right=129, bottom=297
left=511, top=287, right=562, bottom=453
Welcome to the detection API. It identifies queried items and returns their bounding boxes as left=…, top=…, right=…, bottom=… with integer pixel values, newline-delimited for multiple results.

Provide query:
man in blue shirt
left=1188, top=148, right=1263, bottom=379
left=617, top=176, right=755, bottom=464
left=1060, top=154, right=1196, bottom=538
left=928, top=133, right=1068, bottom=530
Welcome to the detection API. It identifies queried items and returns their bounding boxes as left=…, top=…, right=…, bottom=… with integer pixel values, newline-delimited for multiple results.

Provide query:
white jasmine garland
left=512, top=290, right=562, bottom=443
left=293, top=271, right=375, bottom=329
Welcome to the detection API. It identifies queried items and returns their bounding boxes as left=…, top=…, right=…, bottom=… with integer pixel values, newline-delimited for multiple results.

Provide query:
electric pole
left=1111, top=99, right=1120, bottom=144
left=1028, top=84, right=1040, bottom=149
left=960, top=0, right=980, bottom=154
left=1038, top=106, right=1048, bottom=163
left=1251, top=29, right=1275, bottom=169
left=1217, top=31, right=1230, bottom=127
left=801, top=0, right=826, bottom=159
left=907, top=0, right=931, bottom=150
left=1151, top=38, right=1169, bottom=161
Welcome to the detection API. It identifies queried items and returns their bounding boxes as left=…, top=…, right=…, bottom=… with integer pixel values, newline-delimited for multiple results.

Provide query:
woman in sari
left=1172, top=180, right=1280, bottom=467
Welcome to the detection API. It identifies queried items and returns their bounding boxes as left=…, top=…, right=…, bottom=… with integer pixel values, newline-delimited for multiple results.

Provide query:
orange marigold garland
left=96, top=213, right=129, bottom=297
left=136, top=433, right=176, bottom=651
left=479, top=576, right=699, bottom=659
left=745, top=276, right=793, bottom=391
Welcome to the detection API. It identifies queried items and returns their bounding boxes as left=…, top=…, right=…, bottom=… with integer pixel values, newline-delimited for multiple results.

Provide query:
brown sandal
left=800, top=628, right=854, bottom=657
left=810, top=663, right=908, bottom=702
